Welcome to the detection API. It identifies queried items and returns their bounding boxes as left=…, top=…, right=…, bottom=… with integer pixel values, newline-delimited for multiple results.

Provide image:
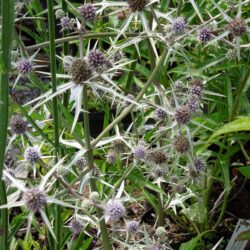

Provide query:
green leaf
left=127, top=170, right=165, bottom=195
left=205, top=117, right=250, bottom=148
left=237, top=167, right=250, bottom=179
left=179, top=230, right=213, bottom=250
left=237, top=230, right=250, bottom=241
left=219, top=159, right=231, bottom=192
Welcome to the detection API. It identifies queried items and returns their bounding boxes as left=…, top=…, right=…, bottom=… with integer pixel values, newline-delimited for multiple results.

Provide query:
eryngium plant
left=3, top=0, right=250, bottom=249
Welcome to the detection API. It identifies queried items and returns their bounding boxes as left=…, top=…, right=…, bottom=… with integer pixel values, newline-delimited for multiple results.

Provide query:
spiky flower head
left=69, top=58, right=93, bottom=84
left=22, top=188, right=46, bottom=212
left=174, top=106, right=191, bottom=125
left=148, top=150, right=168, bottom=165
left=105, top=199, right=126, bottom=221
left=156, top=226, right=167, bottom=237
left=228, top=18, right=247, bottom=37
left=128, top=0, right=147, bottom=12
left=126, top=220, right=139, bottom=233
left=173, top=134, right=190, bottom=154
left=187, top=99, right=200, bottom=112
left=70, top=219, right=84, bottom=234
left=17, top=59, right=33, bottom=74
left=198, top=28, right=212, bottom=42
left=189, top=85, right=203, bottom=99
left=60, top=16, right=74, bottom=30
left=172, top=17, right=186, bottom=34
left=24, top=147, right=40, bottom=163
left=154, top=166, right=165, bottom=178
left=78, top=4, right=96, bottom=22
left=88, top=49, right=111, bottom=73
left=155, top=108, right=168, bottom=121
left=112, top=139, right=126, bottom=153
left=134, top=145, right=147, bottom=161
left=106, top=150, right=117, bottom=164
left=194, top=158, right=206, bottom=171
left=55, top=9, right=65, bottom=19
left=10, top=115, right=27, bottom=134
left=75, top=157, right=87, bottom=170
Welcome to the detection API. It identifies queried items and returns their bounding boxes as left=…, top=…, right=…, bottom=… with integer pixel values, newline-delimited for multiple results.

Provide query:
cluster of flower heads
left=63, top=49, right=112, bottom=84
left=171, top=16, right=248, bottom=43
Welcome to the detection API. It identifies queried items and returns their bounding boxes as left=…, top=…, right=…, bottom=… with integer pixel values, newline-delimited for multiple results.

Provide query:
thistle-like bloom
left=155, top=108, right=168, bottom=121
left=88, top=49, right=112, bottom=73
left=126, top=220, right=139, bottom=233
left=10, top=115, right=27, bottom=135
left=60, top=16, right=74, bottom=30
left=172, top=17, right=186, bottom=34
left=24, top=147, right=40, bottom=164
left=0, top=164, right=79, bottom=240
left=105, top=199, right=126, bottom=221
left=55, top=9, right=65, bottom=19
left=78, top=4, right=96, bottom=22
left=70, top=219, right=84, bottom=234
left=75, top=157, right=87, bottom=170
left=106, top=150, right=117, bottom=164
left=112, top=139, right=126, bottom=153
left=127, top=0, right=147, bottom=12
left=174, top=106, right=191, bottom=125
left=17, top=59, right=33, bottom=74
left=154, top=166, right=165, bottom=178
left=189, top=85, right=203, bottom=99
left=133, top=145, right=147, bottom=161
left=173, top=134, right=190, bottom=154
left=194, top=158, right=206, bottom=171
left=69, top=58, right=93, bottom=84
left=148, top=150, right=168, bottom=165
left=22, top=188, right=47, bottom=212
left=198, top=28, right=212, bottom=42
left=155, top=226, right=167, bottom=237
left=187, top=99, right=200, bottom=112
left=228, top=18, right=247, bottom=37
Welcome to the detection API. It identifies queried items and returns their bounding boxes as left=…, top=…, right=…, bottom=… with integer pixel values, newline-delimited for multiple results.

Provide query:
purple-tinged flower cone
left=10, top=115, right=27, bottom=135
left=17, top=59, right=33, bottom=74
left=78, top=4, right=96, bottom=22
left=23, top=188, right=46, bottom=212
left=105, top=199, right=126, bottom=221
left=198, top=28, right=212, bottom=42
left=173, top=134, right=190, bottom=154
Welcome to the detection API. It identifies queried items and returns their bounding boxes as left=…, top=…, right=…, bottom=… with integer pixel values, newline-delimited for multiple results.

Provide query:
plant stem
left=47, top=0, right=61, bottom=248
left=91, top=48, right=169, bottom=148
left=26, top=32, right=140, bottom=51
left=62, top=0, right=70, bottom=108
left=0, top=0, right=14, bottom=248
left=82, top=86, right=112, bottom=250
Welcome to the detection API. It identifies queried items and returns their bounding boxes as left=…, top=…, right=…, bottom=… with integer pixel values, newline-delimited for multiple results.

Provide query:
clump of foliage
left=0, top=0, right=250, bottom=249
